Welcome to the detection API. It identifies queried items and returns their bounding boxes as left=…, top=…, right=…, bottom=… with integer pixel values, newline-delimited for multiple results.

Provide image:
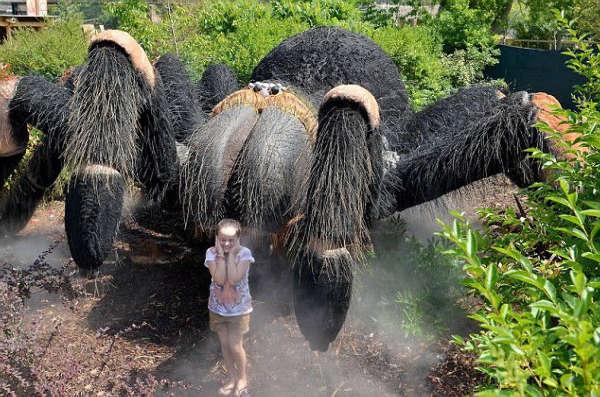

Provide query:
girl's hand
left=230, top=239, right=241, bottom=258
left=215, top=236, right=224, bottom=257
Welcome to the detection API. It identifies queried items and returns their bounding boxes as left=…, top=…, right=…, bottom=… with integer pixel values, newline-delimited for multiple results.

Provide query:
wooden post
left=26, top=0, right=47, bottom=16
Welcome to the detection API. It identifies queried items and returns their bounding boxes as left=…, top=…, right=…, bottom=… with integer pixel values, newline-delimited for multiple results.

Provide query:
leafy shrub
left=438, top=30, right=600, bottom=395
left=355, top=219, right=466, bottom=340
left=431, top=0, right=497, bottom=53
left=105, top=0, right=498, bottom=108
left=372, top=25, right=453, bottom=109
left=0, top=17, right=87, bottom=80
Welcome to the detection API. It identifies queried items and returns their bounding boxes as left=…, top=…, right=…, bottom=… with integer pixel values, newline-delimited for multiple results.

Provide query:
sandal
left=218, top=382, right=235, bottom=396
left=235, top=386, right=251, bottom=397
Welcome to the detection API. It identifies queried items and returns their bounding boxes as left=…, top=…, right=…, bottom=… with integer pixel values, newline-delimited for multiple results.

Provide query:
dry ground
left=0, top=175, right=517, bottom=396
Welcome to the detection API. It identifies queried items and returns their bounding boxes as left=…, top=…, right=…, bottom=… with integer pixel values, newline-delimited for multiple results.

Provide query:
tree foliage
left=103, top=0, right=499, bottom=109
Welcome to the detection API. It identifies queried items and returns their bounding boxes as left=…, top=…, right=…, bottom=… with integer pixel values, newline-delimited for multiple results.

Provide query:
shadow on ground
left=1, top=199, right=487, bottom=396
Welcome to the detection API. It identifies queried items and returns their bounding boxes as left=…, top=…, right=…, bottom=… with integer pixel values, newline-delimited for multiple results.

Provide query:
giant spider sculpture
left=0, top=27, right=568, bottom=351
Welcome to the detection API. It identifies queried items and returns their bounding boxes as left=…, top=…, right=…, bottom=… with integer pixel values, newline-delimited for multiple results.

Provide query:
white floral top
left=204, top=246, right=254, bottom=316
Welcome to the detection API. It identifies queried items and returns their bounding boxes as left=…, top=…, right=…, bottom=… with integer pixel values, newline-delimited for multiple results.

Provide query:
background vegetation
left=0, top=0, right=504, bottom=110
left=440, top=23, right=600, bottom=395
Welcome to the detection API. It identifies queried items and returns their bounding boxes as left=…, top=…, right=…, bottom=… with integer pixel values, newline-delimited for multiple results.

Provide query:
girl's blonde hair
left=217, top=218, right=241, bottom=236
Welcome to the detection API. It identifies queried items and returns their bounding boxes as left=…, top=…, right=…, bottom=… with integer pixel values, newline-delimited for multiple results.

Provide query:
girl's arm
left=207, top=255, right=227, bottom=285
left=206, top=238, right=227, bottom=285
left=226, top=259, right=251, bottom=285
left=225, top=245, right=253, bottom=285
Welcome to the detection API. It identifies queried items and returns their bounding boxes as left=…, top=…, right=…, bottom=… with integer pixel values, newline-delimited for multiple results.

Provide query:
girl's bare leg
left=228, top=331, right=248, bottom=394
left=217, top=328, right=237, bottom=393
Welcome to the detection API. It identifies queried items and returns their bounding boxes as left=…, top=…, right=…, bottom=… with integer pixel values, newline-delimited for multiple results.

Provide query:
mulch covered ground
left=0, top=198, right=492, bottom=396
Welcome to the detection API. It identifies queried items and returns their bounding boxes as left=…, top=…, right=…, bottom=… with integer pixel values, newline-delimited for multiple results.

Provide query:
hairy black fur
left=63, top=43, right=148, bottom=182
left=0, top=77, right=70, bottom=232
left=288, top=99, right=382, bottom=264
left=196, top=64, right=239, bottom=113
left=65, top=167, right=125, bottom=270
left=0, top=137, right=63, bottom=233
left=282, top=98, right=382, bottom=351
left=251, top=26, right=412, bottom=146
left=181, top=105, right=259, bottom=229
left=293, top=249, right=353, bottom=352
left=386, top=87, right=545, bottom=212
left=136, top=74, right=179, bottom=202
left=154, top=53, right=199, bottom=142
left=226, top=107, right=311, bottom=232
left=0, top=154, right=24, bottom=188
left=10, top=76, right=70, bottom=141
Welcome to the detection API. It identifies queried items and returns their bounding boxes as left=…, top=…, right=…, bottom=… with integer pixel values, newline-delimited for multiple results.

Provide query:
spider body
left=0, top=27, right=565, bottom=351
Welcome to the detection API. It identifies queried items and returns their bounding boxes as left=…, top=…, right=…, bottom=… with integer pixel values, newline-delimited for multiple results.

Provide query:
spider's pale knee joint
left=90, top=30, right=155, bottom=89
left=323, top=84, right=380, bottom=130
left=0, top=77, right=26, bottom=157
left=79, top=164, right=121, bottom=176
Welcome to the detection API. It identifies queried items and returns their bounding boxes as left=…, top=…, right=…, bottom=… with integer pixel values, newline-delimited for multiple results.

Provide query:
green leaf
left=570, top=270, right=587, bottom=295
left=555, top=227, right=588, bottom=241
left=466, top=229, right=477, bottom=257
left=559, top=214, right=583, bottom=227
left=560, top=373, right=574, bottom=389
left=536, top=350, right=552, bottom=378
left=581, top=209, right=600, bottom=217
left=451, top=335, right=465, bottom=345
left=582, top=252, right=600, bottom=263
left=591, top=222, right=600, bottom=243
left=509, top=344, right=525, bottom=355
left=493, top=246, right=532, bottom=272
left=589, top=279, right=600, bottom=288
left=583, top=201, right=600, bottom=210
left=485, top=263, right=498, bottom=290
left=506, top=270, right=543, bottom=289
left=530, top=300, right=559, bottom=315
left=546, top=196, right=572, bottom=208
left=593, top=327, right=600, bottom=345
left=543, top=280, right=557, bottom=302
left=559, top=179, right=570, bottom=195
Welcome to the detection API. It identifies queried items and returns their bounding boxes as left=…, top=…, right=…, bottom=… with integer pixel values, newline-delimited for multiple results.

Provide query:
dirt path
left=0, top=178, right=516, bottom=396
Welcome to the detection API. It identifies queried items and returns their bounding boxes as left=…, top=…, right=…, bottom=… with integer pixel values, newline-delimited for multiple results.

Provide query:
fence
left=484, top=44, right=587, bottom=109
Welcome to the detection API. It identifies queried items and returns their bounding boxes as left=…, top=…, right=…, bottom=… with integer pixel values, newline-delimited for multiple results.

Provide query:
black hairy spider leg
left=137, top=73, right=179, bottom=203
left=387, top=88, right=549, bottom=212
left=62, top=30, right=179, bottom=271
left=65, top=165, right=124, bottom=271
left=196, top=64, right=239, bottom=114
left=153, top=53, right=201, bottom=143
left=288, top=85, right=383, bottom=351
left=0, top=76, right=70, bottom=233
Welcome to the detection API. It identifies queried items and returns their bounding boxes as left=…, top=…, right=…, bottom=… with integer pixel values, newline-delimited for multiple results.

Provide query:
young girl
left=205, top=219, right=254, bottom=397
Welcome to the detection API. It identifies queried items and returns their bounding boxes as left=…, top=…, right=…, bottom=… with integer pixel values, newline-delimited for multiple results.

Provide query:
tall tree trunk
left=492, top=0, right=514, bottom=34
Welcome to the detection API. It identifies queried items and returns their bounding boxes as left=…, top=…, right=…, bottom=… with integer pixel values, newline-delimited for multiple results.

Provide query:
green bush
left=105, top=0, right=376, bottom=81
left=438, top=31, right=600, bottom=395
left=0, top=17, right=87, bottom=80
left=372, top=25, right=452, bottom=109
left=105, top=0, right=498, bottom=109
left=354, top=219, right=466, bottom=340
left=0, top=0, right=500, bottom=108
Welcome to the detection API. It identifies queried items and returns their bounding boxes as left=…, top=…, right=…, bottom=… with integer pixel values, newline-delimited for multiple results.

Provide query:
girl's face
left=218, top=227, right=239, bottom=253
